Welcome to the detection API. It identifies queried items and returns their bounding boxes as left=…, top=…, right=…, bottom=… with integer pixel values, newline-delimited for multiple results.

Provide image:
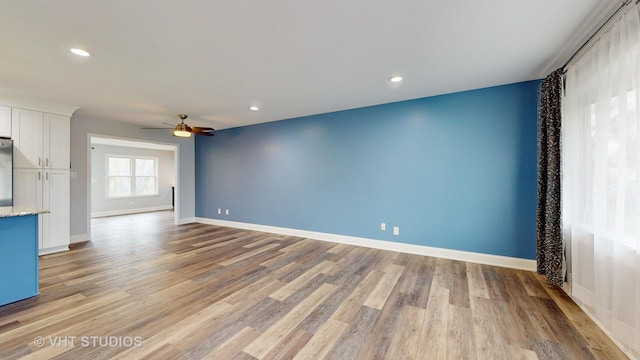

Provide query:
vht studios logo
left=34, top=336, right=143, bottom=348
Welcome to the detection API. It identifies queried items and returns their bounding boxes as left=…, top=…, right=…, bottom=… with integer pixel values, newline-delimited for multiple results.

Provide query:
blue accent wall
left=195, top=80, right=540, bottom=259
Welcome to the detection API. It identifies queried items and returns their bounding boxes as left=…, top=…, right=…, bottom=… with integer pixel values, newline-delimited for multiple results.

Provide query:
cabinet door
left=12, top=108, right=43, bottom=168
left=44, top=113, right=70, bottom=169
left=13, top=168, right=43, bottom=248
left=0, top=106, right=10, bottom=138
left=13, top=168, right=43, bottom=209
left=42, top=170, right=70, bottom=251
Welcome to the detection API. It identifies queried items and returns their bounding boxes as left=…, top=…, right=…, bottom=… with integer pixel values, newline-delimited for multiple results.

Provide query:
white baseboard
left=91, top=205, right=173, bottom=218
left=194, top=217, right=537, bottom=271
left=177, top=217, right=197, bottom=225
left=39, top=245, right=69, bottom=256
left=70, top=233, right=90, bottom=244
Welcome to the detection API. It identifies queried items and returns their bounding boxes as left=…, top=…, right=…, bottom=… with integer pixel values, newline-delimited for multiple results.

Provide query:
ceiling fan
left=142, top=114, right=214, bottom=137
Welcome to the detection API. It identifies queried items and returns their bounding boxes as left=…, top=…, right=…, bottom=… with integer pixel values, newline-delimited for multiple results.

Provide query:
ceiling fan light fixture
left=173, top=123, right=192, bottom=137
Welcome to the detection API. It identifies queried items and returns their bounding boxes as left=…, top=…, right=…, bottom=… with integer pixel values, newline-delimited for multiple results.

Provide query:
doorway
left=87, top=135, right=179, bottom=234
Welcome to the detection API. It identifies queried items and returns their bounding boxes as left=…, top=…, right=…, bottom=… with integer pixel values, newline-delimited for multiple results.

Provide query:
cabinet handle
left=46, top=172, right=49, bottom=181
left=46, top=158, right=49, bottom=167
left=39, top=157, right=41, bottom=166
left=38, top=171, right=41, bottom=180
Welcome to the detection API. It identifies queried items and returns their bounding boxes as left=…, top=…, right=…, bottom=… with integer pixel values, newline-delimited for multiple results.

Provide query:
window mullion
left=131, top=157, right=136, bottom=196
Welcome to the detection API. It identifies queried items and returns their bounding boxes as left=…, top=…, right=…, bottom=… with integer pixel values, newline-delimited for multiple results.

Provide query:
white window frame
left=106, top=155, right=159, bottom=198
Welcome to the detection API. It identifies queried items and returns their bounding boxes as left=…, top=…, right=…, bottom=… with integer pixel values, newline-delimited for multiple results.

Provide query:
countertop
left=0, top=206, right=49, bottom=218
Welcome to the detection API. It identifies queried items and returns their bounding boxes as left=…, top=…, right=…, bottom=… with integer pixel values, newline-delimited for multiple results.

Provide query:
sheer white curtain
left=563, top=3, right=640, bottom=357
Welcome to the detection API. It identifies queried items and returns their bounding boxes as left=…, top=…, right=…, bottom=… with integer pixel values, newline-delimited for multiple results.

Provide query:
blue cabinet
left=0, top=214, right=39, bottom=306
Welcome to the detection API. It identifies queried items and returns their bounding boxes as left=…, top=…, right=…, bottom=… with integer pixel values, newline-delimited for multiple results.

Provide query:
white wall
left=70, top=115, right=195, bottom=240
left=90, top=144, right=175, bottom=217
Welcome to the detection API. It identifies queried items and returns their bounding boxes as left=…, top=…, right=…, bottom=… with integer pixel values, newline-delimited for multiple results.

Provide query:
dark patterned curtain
left=536, top=69, right=563, bottom=286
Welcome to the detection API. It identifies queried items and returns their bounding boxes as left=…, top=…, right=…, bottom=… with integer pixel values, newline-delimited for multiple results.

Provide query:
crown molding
left=0, top=92, right=79, bottom=117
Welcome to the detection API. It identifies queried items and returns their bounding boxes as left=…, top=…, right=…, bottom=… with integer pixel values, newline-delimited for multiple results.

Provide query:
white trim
left=91, top=205, right=173, bottom=218
left=0, top=92, right=79, bottom=117
left=194, top=217, right=537, bottom=271
left=39, top=245, right=69, bottom=256
left=177, top=217, right=197, bottom=225
left=70, top=233, right=90, bottom=244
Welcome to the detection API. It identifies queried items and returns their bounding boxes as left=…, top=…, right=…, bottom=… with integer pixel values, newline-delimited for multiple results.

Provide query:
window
left=107, top=156, right=158, bottom=197
left=562, top=5, right=640, bottom=355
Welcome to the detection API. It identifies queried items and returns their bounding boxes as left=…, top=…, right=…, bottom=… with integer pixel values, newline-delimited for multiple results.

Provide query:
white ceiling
left=0, top=0, right=620, bottom=130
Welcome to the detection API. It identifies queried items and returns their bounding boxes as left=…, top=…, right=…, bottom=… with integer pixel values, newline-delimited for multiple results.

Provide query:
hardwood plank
left=466, top=262, right=490, bottom=299
left=293, top=319, right=347, bottom=360
left=417, top=286, right=449, bottom=360
left=269, top=260, right=336, bottom=301
left=447, top=304, right=476, bottom=360
left=262, top=329, right=312, bottom=360
left=515, top=270, right=550, bottom=299
left=356, top=282, right=406, bottom=359
left=362, top=263, right=404, bottom=310
left=385, top=304, right=424, bottom=360
left=112, top=301, right=233, bottom=359
left=470, top=296, right=508, bottom=360
left=324, top=306, right=380, bottom=360
left=244, top=283, right=337, bottom=359
left=205, top=326, right=261, bottom=360
left=218, top=243, right=282, bottom=266
left=507, top=345, right=540, bottom=360
left=330, top=270, right=384, bottom=323
left=326, top=243, right=349, bottom=254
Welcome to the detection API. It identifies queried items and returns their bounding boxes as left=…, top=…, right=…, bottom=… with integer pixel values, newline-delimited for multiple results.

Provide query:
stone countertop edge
left=0, top=206, right=50, bottom=218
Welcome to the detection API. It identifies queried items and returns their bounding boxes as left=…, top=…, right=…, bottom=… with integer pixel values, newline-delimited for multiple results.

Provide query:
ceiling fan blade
left=191, top=126, right=214, bottom=131
left=191, top=130, right=214, bottom=135
left=141, top=127, right=173, bottom=129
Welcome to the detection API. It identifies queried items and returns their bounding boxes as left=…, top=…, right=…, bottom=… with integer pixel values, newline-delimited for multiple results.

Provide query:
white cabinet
left=13, top=168, right=70, bottom=254
left=13, top=168, right=43, bottom=210
left=44, top=113, right=70, bottom=169
left=12, top=108, right=69, bottom=169
left=42, top=170, right=70, bottom=252
left=11, top=108, right=42, bottom=168
left=0, top=106, right=10, bottom=138
left=12, top=107, right=71, bottom=255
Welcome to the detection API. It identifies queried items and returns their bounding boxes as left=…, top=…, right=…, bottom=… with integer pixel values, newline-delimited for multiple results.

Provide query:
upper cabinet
left=12, top=108, right=70, bottom=169
left=0, top=106, right=10, bottom=138
left=44, top=113, right=70, bottom=169
left=12, top=108, right=43, bottom=168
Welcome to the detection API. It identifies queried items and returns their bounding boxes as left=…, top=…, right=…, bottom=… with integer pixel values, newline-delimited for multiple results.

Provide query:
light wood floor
left=0, top=211, right=627, bottom=359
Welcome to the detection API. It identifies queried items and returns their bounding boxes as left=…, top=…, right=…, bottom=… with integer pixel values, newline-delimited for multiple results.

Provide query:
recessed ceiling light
left=249, top=106, right=259, bottom=111
left=70, top=48, right=90, bottom=57
left=389, top=76, right=403, bottom=83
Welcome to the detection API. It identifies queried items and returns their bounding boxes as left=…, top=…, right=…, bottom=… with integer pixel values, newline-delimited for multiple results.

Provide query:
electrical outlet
left=217, top=208, right=221, bottom=215
left=393, top=227, right=399, bottom=235
left=225, top=209, right=229, bottom=215
left=381, top=223, right=386, bottom=231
